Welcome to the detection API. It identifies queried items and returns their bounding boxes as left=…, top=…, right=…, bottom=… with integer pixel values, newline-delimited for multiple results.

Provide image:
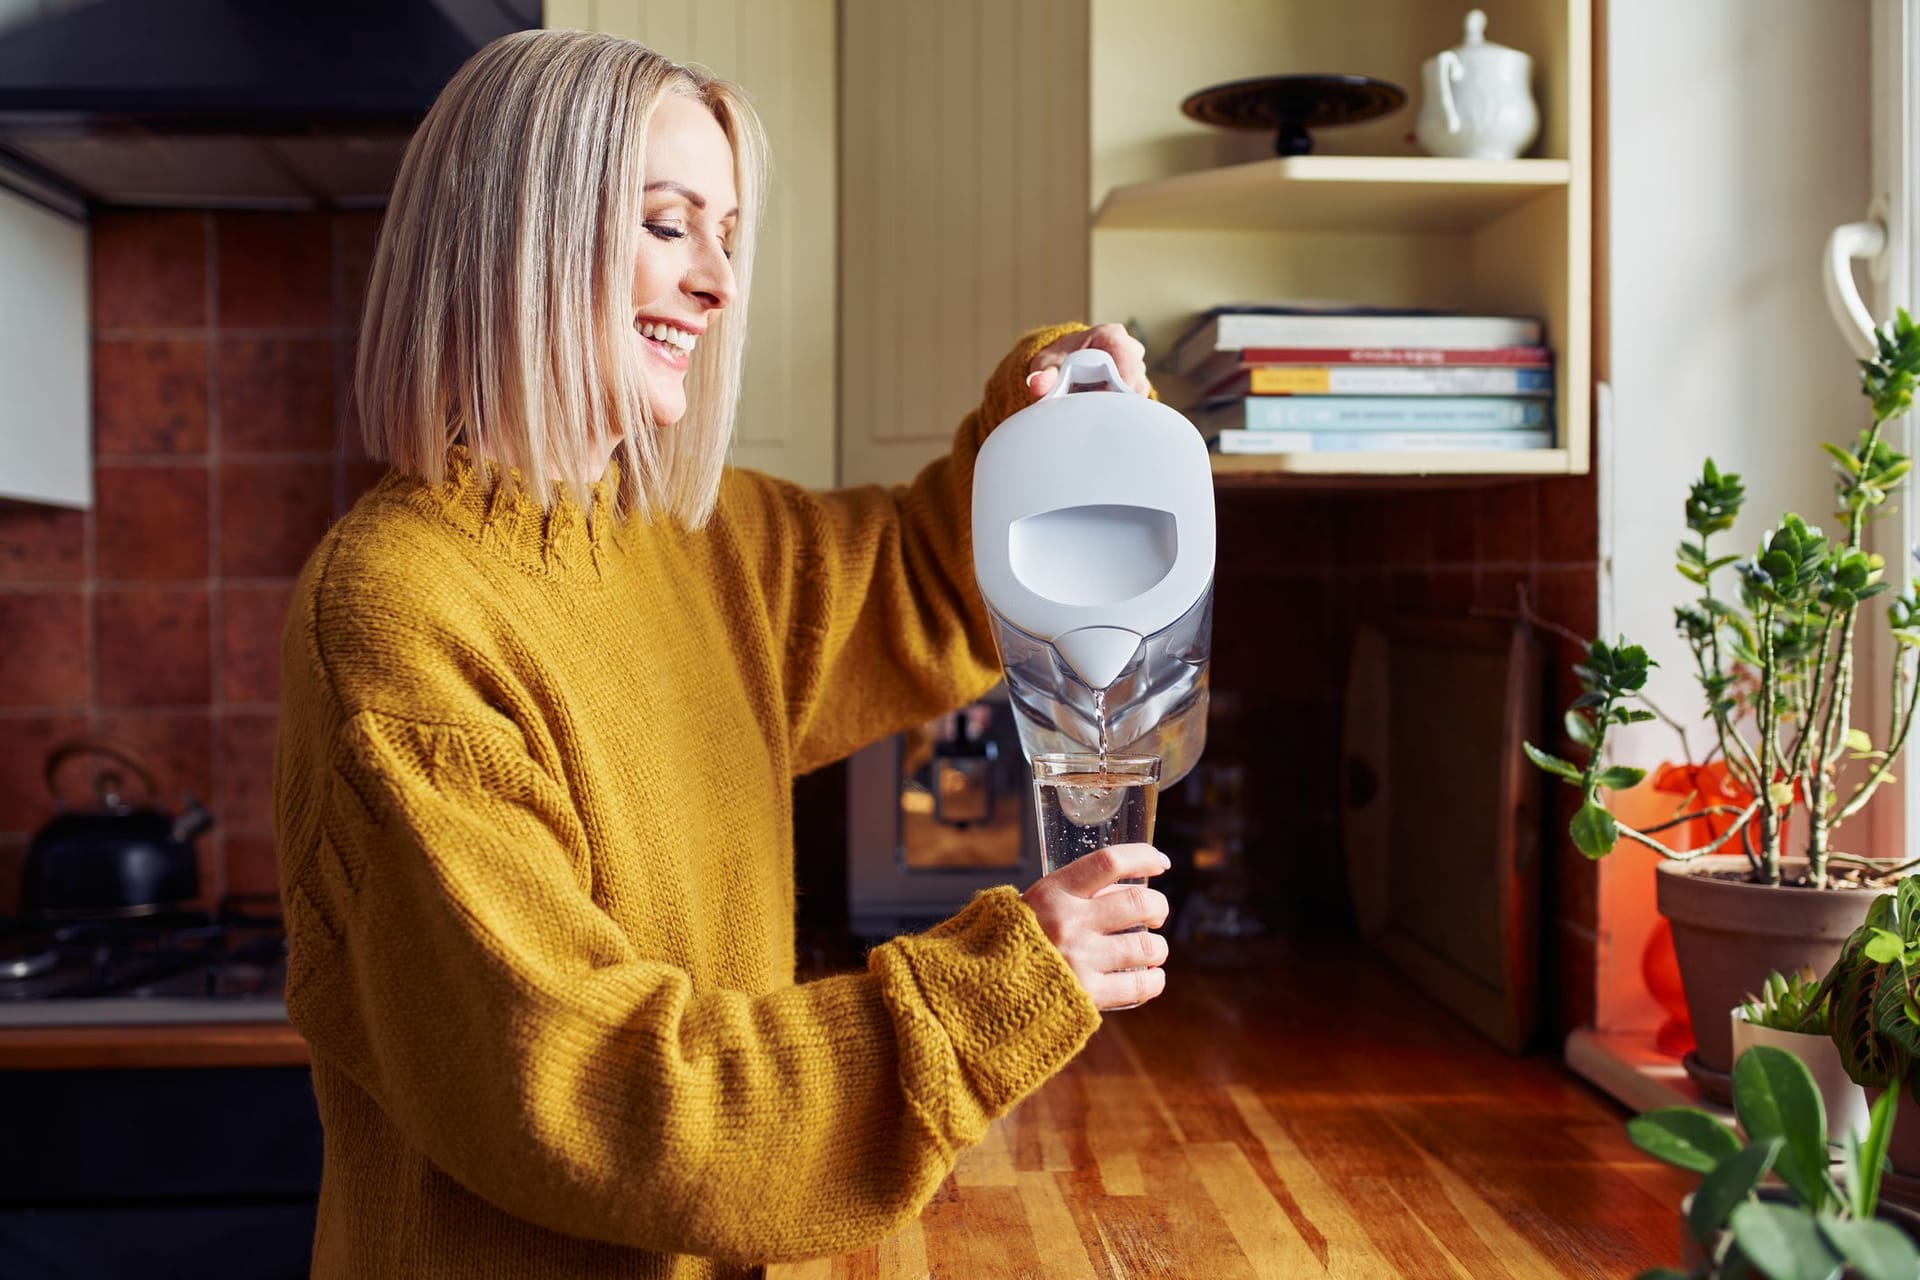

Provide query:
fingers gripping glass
left=1031, top=753, right=1160, bottom=1009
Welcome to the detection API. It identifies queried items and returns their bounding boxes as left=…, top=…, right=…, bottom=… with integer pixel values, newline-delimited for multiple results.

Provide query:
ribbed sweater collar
left=387, top=444, right=626, bottom=582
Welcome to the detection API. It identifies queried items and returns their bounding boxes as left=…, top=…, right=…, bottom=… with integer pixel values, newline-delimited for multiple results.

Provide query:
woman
left=274, top=27, right=1169, bottom=1279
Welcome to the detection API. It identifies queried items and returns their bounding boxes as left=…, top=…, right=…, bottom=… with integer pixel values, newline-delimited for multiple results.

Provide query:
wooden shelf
left=1094, top=156, right=1574, bottom=234
left=1210, top=447, right=1575, bottom=485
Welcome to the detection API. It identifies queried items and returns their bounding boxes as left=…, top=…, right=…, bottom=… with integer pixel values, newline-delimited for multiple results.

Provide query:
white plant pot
left=1730, top=1009, right=1870, bottom=1145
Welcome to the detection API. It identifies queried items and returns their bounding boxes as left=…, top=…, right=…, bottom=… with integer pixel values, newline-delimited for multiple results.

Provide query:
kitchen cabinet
left=545, top=0, right=839, bottom=489
left=1091, top=0, right=1591, bottom=485
left=0, top=181, right=89, bottom=507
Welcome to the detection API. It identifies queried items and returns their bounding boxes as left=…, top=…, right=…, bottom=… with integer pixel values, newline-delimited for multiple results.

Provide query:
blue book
left=1198, top=395, right=1551, bottom=433
left=1213, top=428, right=1555, bottom=454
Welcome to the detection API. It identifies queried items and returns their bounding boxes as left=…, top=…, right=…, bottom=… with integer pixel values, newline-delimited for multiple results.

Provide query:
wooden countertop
left=0, top=1021, right=308, bottom=1070
left=775, top=941, right=1693, bottom=1279
left=0, top=942, right=1695, bottom=1275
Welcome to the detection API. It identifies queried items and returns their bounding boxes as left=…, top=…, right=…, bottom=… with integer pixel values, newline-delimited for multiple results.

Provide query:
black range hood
left=0, top=0, right=540, bottom=217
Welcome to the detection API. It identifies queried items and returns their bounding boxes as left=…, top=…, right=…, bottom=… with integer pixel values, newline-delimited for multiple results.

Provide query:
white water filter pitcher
left=971, top=348, right=1216, bottom=785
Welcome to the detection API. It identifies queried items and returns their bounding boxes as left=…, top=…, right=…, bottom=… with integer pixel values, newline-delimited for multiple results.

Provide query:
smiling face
left=631, top=93, right=740, bottom=429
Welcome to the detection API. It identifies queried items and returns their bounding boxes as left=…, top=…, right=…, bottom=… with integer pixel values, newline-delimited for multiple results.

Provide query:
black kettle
left=23, top=738, right=216, bottom=919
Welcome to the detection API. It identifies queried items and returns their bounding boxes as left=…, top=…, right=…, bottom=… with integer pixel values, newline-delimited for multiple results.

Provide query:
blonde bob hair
left=355, top=28, right=768, bottom=526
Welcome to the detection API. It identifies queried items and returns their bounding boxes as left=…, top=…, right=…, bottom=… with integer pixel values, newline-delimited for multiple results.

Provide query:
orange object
left=1643, top=916, right=1695, bottom=1056
left=1632, top=760, right=1760, bottom=1055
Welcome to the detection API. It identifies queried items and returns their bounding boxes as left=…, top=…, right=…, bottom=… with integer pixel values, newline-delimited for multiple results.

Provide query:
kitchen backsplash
left=1198, top=479, right=1601, bottom=1029
left=0, top=209, right=386, bottom=914
left=0, top=211, right=1604, bottom=1035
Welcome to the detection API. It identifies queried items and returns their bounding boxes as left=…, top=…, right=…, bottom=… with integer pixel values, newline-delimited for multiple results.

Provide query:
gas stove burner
left=0, top=933, right=59, bottom=982
left=0, top=897, right=290, bottom=1017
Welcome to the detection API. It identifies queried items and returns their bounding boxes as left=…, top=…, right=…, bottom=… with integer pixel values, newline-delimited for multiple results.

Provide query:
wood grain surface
left=774, top=942, right=1692, bottom=1279
left=0, top=1021, right=308, bottom=1070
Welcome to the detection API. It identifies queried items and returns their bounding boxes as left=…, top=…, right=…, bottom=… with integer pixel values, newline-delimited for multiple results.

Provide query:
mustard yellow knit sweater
left=272, top=324, right=1103, bottom=1278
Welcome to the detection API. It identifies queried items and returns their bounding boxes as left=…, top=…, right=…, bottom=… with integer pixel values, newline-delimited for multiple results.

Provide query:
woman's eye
left=647, top=222, right=731, bottom=260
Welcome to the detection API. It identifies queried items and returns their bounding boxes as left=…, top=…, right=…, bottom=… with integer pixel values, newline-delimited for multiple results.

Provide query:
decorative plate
left=1180, top=74, right=1407, bottom=156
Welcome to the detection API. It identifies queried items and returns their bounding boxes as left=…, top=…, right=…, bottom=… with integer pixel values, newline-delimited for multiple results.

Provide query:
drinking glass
left=1031, top=753, right=1161, bottom=1008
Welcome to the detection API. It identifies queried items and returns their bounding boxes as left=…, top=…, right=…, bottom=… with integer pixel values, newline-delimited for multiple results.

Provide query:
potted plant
left=1629, top=1043, right=1917, bottom=1279
left=1733, top=967, right=1870, bottom=1145
left=1527, top=309, right=1920, bottom=1095
left=1825, top=876, right=1920, bottom=1186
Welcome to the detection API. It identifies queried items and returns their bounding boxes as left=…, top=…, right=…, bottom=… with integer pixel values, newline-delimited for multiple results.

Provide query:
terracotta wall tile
left=0, top=591, right=88, bottom=708
left=0, top=838, right=23, bottom=916
left=225, top=833, right=282, bottom=899
left=0, top=501, right=85, bottom=584
left=217, top=338, right=335, bottom=454
left=1385, top=491, right=1437, bottom=565
left=94, top=339, right=210, bottom=455
left=91, top=212, right=208, bottom=331
left=1429, top=489, right=1480, bottom=563
left=0, top=714, right=89, bottom=835
left=1425, top=568, right=1476, bottom=616
left=335, top=211, right=383, bottom=330
left=1475, top=564, right=1537, bottom=615
left=1536, top=474, right=1601, bottom=564
left=1477, top=483, right=1539, bottom=562
left=218, top=461, right=335, bottom=577
left=93, top=464, right=210, bottom=582
left=218, top=582, right=294, bottom=705
left=88, top=712, right=215, bottom=814
left=95, top=587, right=210, bottom=707
left=215, top=213, right=331, bottom=329
left=216, top=712, right=279, bottom=831
left=340, top=459, right=389, bottom=517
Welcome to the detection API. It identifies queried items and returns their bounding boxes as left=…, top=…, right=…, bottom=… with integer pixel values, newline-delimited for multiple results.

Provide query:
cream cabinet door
left=837, top=0, right=1089, bottom=488
left=545, top=0, right=837, bottom=489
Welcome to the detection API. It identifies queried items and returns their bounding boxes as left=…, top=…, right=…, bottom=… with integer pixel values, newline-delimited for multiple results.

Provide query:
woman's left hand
left=1025, top=322, right=1151, bottom=399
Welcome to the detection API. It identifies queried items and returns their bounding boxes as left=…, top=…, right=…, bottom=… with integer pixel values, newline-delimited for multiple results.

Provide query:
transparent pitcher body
left=988, top=585, right=1212, bottom=787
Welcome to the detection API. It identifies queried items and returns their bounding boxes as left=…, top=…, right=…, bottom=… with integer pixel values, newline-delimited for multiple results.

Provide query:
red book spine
left=1236, top=345, right=1553, bottom=366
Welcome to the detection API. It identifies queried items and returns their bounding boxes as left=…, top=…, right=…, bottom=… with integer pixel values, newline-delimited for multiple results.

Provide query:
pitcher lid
left=972, top=348, right=1216, bottom=656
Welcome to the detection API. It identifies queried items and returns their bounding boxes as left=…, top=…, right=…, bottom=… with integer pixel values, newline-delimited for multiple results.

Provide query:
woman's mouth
left=636, top=320, right=695, bottom=370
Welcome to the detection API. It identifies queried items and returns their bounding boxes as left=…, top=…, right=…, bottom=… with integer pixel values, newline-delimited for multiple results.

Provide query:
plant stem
left=1698, top=528, right=1762, bottom=792
left=1757, top=601, right=1783, bottom=884
left=1613, top=802, right=1762, bottom=861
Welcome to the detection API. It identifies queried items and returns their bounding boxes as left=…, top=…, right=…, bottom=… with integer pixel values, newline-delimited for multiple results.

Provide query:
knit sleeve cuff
left=870, top=886, right=1100, bottom=1150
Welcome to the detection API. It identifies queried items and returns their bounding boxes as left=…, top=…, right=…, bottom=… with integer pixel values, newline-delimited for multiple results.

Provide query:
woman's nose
left=688, top=242, right=734, bottom=311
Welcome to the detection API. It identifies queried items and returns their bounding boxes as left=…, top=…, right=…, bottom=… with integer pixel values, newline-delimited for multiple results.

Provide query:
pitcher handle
left=1043, top=347, right=1131, bottom=400
left=1438, top=50, right=1464, bottom=134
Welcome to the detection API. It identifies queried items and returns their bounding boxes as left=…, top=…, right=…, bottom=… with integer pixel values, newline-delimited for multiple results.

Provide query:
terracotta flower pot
left=1729, top=1011, right=1870, bottom=1144
left=1657, top=856, right=1886, bottom=1102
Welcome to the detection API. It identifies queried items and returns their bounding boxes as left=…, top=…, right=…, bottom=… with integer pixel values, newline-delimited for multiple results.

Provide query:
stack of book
left=1170, top=304, right=1553, bottom=455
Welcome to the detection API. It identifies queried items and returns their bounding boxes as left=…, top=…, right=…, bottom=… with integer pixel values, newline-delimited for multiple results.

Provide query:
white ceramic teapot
left=1415, top=10, right=1540, bottom=161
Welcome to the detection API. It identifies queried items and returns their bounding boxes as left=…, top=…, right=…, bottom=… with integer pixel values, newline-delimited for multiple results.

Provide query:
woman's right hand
left=1020, top=843, right=1171, bottom=1011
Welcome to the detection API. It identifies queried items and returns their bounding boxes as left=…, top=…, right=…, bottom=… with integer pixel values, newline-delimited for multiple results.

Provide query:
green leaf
left=1865, top=928, right=1907, bottom=965
left=1832, top=952, right=1902, bottom=1089
left=1564, top=709, right=1598, bottom=747
left=1570, top=801, right=1619, bottom=859
left=1824, top=440, right=1866, bottom=475
left=1626, top=1107, right=1743, bottom=1174
left=1817, top=1216, right=1920, bottom=1280
left=1847, top=728, right=1877, bottom=755
left=1727, top=1201, right=1842, bottom=1280
left=1688, top=1136, right=1781, bottom=1244
left=1597, top=765, right=1648, bottom=791
left=1733, top=1045, right=1832, bottom=1212
left=1522, top=741, right=1583, bottom=783
left=1854, top=1087, right=1899, bottom=1219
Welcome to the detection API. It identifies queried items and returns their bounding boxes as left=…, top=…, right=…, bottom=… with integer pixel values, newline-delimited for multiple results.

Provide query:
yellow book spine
left=1248, top=367, right=1330, bottom=394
